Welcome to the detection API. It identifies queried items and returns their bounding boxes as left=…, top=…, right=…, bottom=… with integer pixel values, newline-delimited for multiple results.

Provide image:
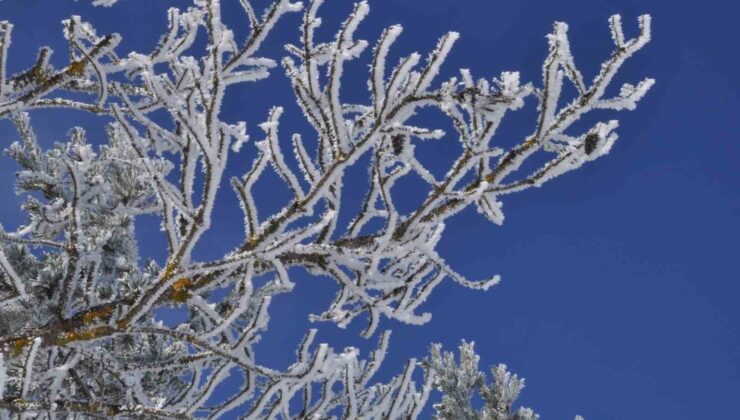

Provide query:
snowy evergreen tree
left=0, top=0, right=652, bottom=417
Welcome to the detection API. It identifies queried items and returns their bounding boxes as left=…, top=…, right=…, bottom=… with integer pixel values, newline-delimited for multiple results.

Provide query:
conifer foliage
left=0, top=0, right=652, bottom=417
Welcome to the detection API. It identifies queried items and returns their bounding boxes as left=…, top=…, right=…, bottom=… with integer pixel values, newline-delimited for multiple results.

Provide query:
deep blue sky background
left=0, top=0, right=738, bottom=419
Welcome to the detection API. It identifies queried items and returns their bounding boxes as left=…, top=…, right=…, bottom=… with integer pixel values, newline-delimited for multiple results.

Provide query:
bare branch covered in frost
left=0, top=0, right=651, bottom=417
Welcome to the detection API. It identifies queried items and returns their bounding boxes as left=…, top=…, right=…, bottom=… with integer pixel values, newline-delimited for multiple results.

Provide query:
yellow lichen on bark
left=11, top=337, right=33, bottom=356
left=58, top=326, right=110, bottom=345
left=67, top=60, right=87, bottom=76
left=31, top=66, right=47, bottom=83
left=171, top=278, right=192, bottom=302
left=81, top=305, right=114, bottom=325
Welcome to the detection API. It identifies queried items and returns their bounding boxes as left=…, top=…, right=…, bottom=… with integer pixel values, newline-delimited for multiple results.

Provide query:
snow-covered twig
left=0, top=1, right=651, bottom=417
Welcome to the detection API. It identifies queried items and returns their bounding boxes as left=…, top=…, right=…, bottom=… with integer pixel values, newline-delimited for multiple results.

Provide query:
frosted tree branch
left=426, top=341, right=586, bottom=420
left=0, top=1, right=652, bottom=417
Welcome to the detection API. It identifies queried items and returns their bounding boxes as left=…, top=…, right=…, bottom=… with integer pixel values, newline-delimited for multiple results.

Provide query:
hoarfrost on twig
left=0, top=0, right=652, bottom=417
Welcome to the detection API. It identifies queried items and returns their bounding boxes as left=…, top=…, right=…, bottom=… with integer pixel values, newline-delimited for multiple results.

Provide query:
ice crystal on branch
left=0, top=0, right=652, bottom=417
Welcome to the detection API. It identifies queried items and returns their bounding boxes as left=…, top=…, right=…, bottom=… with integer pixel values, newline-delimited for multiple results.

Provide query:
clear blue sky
left=0, top=0, right=738, bottom=418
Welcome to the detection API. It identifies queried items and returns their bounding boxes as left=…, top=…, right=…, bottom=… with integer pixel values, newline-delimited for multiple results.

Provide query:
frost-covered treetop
left=0, top=0, right=651, bottom=417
